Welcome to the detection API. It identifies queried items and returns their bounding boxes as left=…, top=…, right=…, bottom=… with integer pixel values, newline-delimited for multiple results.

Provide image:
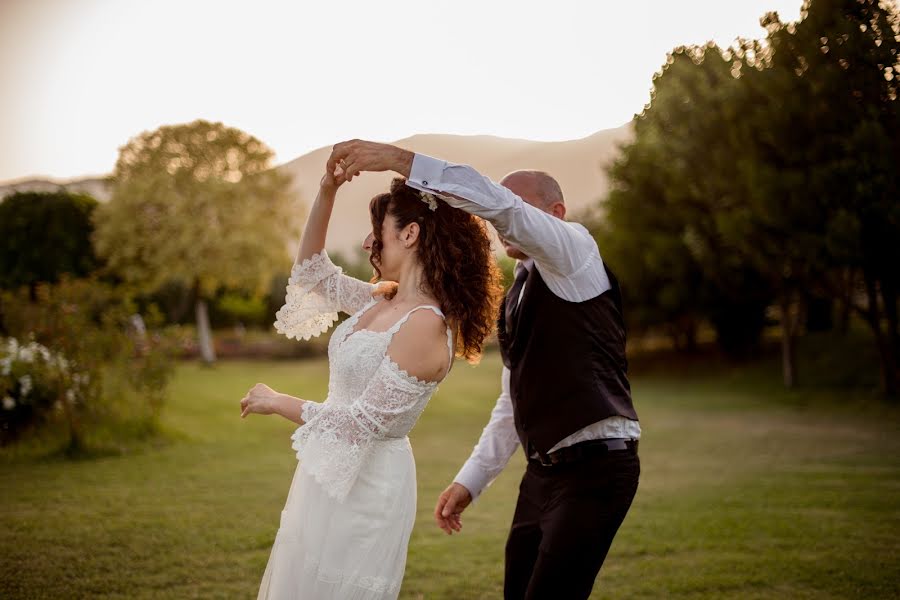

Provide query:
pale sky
left=0, top=0, right=802, bottom=182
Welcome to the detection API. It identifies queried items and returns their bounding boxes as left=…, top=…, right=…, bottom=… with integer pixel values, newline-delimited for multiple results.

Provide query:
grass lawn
left=2, top=347, right=899, bottom=599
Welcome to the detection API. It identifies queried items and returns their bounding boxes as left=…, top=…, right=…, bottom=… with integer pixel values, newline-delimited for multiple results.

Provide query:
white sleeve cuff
left=407, top=153, right=447, bottom=193
left=453, top=459, right=494, bottom=503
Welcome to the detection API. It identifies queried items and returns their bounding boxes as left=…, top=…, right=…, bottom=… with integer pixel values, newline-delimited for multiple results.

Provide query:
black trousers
left=503, top=446, right=640, bottom=600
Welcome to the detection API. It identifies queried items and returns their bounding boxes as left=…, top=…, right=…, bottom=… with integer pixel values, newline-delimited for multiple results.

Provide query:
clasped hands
left=320, top=140, right=415, bottom=190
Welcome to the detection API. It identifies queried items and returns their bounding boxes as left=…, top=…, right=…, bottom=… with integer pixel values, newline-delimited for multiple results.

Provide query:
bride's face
left=362, top=212, right=413, bottom=280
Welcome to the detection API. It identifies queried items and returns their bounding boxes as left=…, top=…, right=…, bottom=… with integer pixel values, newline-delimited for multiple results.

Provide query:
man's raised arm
left=329, top=140, right=597, bottom=279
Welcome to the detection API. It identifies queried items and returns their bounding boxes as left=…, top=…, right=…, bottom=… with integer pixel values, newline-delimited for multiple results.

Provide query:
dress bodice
left=324, top=299, right=450, bottom=439
left=272, top=249, right=453, bottom=502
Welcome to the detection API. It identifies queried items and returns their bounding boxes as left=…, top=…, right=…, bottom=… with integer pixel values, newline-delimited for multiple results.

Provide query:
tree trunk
left=196, top=297, right=216, bottom=365
left=59, top=382, right=83, bottom=456
left=837, top=268, right=853, bottom=336
left=191, top=277, right=216, bottom=365
left=862, top=271, right=898, bottom=399
left=780, top=291, right=797, bottom=389
left=882, top=276, right=899, bottom=371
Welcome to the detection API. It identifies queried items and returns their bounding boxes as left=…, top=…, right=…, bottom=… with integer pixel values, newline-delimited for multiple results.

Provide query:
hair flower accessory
left=419, top=191, right=439, bottom=212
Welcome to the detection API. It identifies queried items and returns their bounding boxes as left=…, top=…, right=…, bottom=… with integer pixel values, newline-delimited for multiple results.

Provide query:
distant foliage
left=0, top=190, right=100, bottom=299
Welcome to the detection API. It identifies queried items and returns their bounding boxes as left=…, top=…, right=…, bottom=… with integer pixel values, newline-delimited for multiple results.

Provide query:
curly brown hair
left=369, top=178, right=503, bottom=363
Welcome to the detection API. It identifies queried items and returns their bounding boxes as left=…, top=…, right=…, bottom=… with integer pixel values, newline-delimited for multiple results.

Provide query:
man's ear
left=550, top=202, right=566, bottom=220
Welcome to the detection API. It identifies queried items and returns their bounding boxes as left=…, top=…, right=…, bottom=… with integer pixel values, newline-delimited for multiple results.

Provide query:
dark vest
left=498, top=263, right=638, bottom=455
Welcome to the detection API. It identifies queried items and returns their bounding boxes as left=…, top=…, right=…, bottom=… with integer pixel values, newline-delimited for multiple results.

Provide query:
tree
left=0, top=191, right=100, bottom=302
left=92, top=120, right=300, bottom=365
left=601, top=0, right=900, bottom=395
left=601, top=44, right=774, bottom=357
left=734, top=0, right=900, bottom=394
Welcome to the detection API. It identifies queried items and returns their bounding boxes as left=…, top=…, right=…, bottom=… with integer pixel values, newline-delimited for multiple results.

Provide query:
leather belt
left=529, top=438, right=639, bottom=467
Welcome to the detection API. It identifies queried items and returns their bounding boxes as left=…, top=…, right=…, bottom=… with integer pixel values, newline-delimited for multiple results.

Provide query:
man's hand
left=434, top=482, right=473, bottom=535
left=328, top=140, right=414, bottom=182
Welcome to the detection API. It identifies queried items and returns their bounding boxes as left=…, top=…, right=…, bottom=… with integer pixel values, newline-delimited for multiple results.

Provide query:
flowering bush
left=1, top=275, right=178, bottom=453
left=0, top=336, right=94, bottom=444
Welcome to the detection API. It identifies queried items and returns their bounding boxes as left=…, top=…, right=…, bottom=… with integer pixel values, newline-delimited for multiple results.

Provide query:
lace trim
left=273, top=250, right=341, bottom=341
left=300, top=400, right=321, bottom=423
left=384, top=356, right=441, bottom=388
left=291, top=420, right=378, bottom=503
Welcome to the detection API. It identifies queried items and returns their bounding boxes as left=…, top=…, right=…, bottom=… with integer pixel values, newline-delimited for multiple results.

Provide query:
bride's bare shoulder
left=386, top=309, right=451, bottom=383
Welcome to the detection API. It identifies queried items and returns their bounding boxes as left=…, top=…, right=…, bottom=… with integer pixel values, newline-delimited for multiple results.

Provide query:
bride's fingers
left=342, top=160, right=359, bottom=181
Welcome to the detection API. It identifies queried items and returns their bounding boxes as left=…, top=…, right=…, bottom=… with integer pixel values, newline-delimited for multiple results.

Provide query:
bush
left=0, top=337, right=92, bottom=445
left=0, top=275, right=180, bottom=454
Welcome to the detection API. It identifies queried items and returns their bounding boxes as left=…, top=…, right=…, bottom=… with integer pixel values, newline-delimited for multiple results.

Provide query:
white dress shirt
left=407, top=153, right=642, bottom=501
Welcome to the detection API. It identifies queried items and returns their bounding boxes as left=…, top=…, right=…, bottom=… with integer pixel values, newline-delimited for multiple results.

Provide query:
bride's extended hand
left=320, top=159, right=349, bottom=191
left=240, top=383, right=280, bottom=418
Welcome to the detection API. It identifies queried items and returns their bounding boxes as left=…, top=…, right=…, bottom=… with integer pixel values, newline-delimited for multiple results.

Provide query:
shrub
left=0, top=336, right=92, bottom=445
left=0, top=275, right=179, bottom=454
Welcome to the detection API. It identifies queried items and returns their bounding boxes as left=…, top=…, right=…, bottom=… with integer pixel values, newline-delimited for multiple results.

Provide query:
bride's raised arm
left=296, top=167, right=341, bottom=265
left=273, top=166, right=377, bottom=340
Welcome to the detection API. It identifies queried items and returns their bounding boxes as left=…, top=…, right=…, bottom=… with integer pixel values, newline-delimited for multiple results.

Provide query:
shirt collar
left=518, top=258, right=535, bottom=273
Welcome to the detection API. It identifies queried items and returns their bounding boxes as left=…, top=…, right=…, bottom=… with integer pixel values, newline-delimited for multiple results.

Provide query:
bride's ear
left=401, top=222, right=420, bottom=248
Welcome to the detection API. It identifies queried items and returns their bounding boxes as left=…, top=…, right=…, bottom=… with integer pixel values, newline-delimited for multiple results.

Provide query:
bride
left=239, top=159, right=502, bottom=599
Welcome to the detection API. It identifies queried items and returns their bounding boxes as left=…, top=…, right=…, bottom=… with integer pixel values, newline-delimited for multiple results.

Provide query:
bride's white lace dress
left=256, top=249, right=453, bottom=600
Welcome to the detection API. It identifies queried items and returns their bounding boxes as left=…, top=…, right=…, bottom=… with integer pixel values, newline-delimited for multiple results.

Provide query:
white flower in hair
left=420, top=191, right=438, bottom=212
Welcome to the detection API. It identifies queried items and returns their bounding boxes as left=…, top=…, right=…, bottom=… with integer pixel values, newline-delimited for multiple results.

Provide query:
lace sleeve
left=273, top=249, right=376, bottom=340
left=289, top=355, right=437, bottom=502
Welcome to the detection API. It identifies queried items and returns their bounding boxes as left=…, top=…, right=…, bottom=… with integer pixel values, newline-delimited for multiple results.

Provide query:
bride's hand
left=240, top=383, right=280, bottom=418
left=320, top=159, right=349, bottom=192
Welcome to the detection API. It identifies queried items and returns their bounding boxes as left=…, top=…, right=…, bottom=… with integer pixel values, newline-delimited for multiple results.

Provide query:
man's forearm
left=405, top=154, right=595, bottom=277
left=387, top=146, right=415, bottom=178
left=329, top=140, right=414, bottom=180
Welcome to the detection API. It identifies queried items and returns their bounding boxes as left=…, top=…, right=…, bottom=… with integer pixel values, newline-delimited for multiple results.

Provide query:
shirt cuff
left=453, top=459, right=494, bottom=503
left=407, top=153, right=447, bottom=194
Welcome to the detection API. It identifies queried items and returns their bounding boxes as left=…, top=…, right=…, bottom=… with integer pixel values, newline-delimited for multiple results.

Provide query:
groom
left=328, top=139, right=641, bottom=599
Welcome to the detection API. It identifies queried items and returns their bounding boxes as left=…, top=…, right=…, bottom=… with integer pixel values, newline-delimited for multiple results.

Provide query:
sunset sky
left=0, top=0, right=802, bottom=182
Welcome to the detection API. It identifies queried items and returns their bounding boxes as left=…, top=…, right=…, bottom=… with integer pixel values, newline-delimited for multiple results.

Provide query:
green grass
left=2, top=348, right=899, bottom=599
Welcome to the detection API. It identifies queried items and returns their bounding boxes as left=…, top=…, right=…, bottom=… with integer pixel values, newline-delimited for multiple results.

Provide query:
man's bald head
left=497, top=170, right=566, bottom=260
left=500, top=170, right=565, bottom=216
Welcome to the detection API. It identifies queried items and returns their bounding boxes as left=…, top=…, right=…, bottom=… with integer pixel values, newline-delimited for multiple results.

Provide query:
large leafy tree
left=92, top=120, right=299, bottom=364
